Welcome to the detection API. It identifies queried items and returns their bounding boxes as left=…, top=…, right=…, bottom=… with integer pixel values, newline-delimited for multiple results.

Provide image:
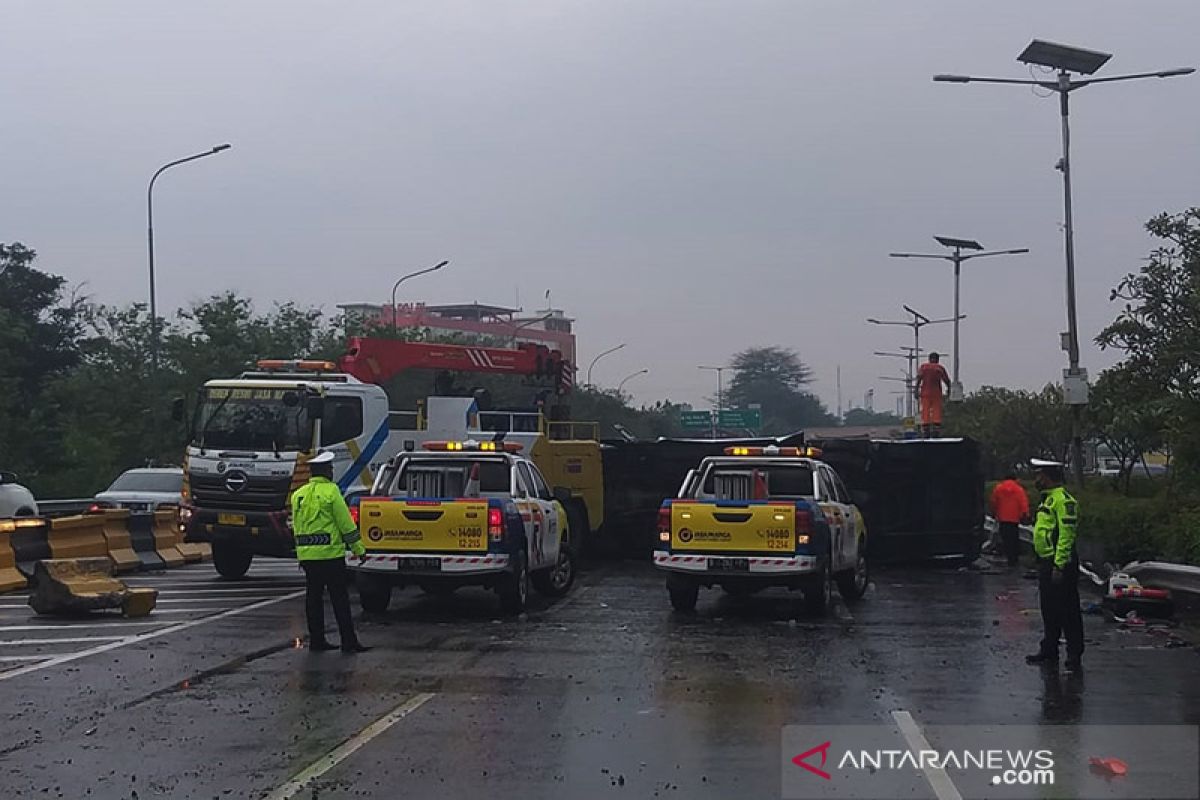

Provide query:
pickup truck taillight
left=794, top=508, right=813, bottom=545
left=657, top=506, right=671, bottom=543
left=488, top=507, right=504, bottom=541
left=349, top=504, right=360, bottom=526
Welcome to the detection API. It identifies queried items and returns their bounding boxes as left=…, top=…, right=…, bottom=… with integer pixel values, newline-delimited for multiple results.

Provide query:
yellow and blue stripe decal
left=337, top=420, right=389, bottom=492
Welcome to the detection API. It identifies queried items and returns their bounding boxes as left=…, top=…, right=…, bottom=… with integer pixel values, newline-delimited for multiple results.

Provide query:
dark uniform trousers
left=999, top=521, right=1021, bottom=566
left=301, top=558, right=358, bottom=646
left=1036, top=557, right=1084, bottom=660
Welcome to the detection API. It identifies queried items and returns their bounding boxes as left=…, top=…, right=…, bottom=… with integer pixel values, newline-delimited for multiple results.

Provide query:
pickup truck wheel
left=835, top=542, right=869, bottom=602
left=803, top=560, right=832, bottom=614
left=212, top=543, right=252, bottom=580
left=667, top=574, right=699, bottom=613
left=531, top=545, right=575, bottom=597
left=357, top=574, right=392, bottom=613
left=497, top=551, right=529, bottom=614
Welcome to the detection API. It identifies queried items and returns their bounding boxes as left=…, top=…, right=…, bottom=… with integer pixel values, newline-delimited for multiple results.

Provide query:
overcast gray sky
left=4, top=1, right=1197, bottom=412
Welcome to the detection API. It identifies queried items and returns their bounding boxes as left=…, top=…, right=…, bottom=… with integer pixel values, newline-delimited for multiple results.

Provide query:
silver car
left=0, top=471, right=38, bottom=518
left=93, top=467, right=184, bottom=512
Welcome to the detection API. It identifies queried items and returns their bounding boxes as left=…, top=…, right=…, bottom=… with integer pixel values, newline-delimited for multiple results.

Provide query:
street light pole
left=935, top=39, right=1194, bottom=485
left=390, top=260, right=450, bottom=332
left=586, top=343, right=626, bottom=387
left=617, top=368, right=649, bottom=395
left=147, top=144, right=231, bottom=368
left=891, top=237, right=1029, bottom=400
left=509, top=312, right=553, bottom=346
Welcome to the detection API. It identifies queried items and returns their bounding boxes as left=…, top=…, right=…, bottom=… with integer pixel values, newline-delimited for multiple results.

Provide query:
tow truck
left=179, top=338, right=603, bottom=579
left=653, top=446, right=869, bottom=612
left=349, top=440, right=575, bottom=614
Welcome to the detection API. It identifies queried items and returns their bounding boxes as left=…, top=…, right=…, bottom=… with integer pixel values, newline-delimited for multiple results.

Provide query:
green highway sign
left=717, top=408, right=762, bottom=429
left=679, top=410, right=713, bottom=430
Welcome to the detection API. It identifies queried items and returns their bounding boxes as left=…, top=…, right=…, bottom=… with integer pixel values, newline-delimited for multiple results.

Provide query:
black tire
left=565, top=501, right=592, bottom=558
left=357, top=573, right=392, bottom=613
left=835, top=540, right=869, bottom=602
left=667, top=573, right=699, bottom=612
left=497, top=550, right=530, bottom=615
left=532, top=544, right=576, bottom=597
left=803, top=560, right=832, bottom=614
left=213, top=543, right=252, bottom=579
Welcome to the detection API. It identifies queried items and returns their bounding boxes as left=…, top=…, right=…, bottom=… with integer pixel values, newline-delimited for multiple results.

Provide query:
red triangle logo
left=792, top=741, right=832, bottom=780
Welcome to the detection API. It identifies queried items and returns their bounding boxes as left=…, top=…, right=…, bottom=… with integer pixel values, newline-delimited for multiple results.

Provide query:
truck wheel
left=358, top=574, right=392, bottom=613
left=497, top=550, right=530, bottom=615
left=803, top=560, right=832, bottom=614
left=213, top=544, right=252, bottom=580
left=565, top=502, right=592, bottom=558
left=667, top=574, right=699, bottom=613
left=835, top=541, right=869, bottom=602
left=532, top=544, right=576, bottom=597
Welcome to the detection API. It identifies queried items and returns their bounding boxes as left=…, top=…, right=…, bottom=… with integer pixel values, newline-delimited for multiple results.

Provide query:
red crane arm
left=339, top=337, right=573, bottom=393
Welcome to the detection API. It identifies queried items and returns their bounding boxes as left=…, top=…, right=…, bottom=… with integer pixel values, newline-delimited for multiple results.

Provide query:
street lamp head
left=432, top=259, right=450, bottom=271
left=212, top=144, right=232, bottom=153
left=933, top=74, right=972, bottom=83
left=1157, top=67, right=1196, bottom=78
left=1017, top=40, right=1111, bottom=75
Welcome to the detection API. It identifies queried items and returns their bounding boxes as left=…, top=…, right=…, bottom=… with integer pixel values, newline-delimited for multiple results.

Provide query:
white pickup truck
left=349, top=440, right=576, bottom=615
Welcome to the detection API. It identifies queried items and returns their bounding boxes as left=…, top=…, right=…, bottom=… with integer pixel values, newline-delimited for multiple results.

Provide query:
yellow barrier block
left=152, top=510, right=186, bottom=567
left=101, top=509, right=141, bottom=573
left=48, top=515, right=109, bottom=560
left=0, top=528, right=27, bottom=593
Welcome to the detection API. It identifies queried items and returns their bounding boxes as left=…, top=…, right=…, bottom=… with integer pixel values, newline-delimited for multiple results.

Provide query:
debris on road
left=26, top=558, right=158, bottom=617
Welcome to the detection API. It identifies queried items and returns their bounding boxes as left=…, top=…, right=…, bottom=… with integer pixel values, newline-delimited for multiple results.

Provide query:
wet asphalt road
left=2, top=557, right=1199, bottom=799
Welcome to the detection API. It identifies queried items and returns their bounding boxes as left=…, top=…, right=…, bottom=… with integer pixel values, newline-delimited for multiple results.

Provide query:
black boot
left=341, top=642, right=372, bottom=654
left=309, top=639, right=337, bottom=652
left=1025, top=651, right=1058, bottom=665
left=1064, top=657, right=1083, bottom=674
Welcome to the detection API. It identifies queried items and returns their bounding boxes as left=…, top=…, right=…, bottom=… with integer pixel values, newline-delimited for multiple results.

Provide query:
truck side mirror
left=170, top=397, right=186, bottom=423
left=306, top=395, right=325, bottom=419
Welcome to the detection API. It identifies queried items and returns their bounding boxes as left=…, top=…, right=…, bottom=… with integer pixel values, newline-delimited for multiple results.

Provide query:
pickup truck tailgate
left=359, top=499, right=488, bottom=552
left=671, top=501, right=794, bottom=553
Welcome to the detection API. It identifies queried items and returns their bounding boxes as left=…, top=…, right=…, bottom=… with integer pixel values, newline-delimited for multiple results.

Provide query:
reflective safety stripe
left=295, top=533, right=333, bottom=546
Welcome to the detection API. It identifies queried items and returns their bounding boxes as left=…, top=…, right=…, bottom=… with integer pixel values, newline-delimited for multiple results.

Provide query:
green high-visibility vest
left=290, top=476, right=364, bottom=561
left=1032, top=485, right=1079, bottom=569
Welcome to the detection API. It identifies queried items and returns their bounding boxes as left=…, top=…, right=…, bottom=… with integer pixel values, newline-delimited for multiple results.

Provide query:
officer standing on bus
left=1025, top=459, right=1082, bottom=673
left=292, top=451, right=370, bottom=653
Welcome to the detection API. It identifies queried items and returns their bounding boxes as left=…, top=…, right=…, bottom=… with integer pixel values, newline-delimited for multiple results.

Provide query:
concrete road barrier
left=127, top=513, right=165, bottom=569
left=27, top=557, right=159, bottom=616
left=100, top=509, right=141, bottom=573
left=9, top=518, right=52, bottom=577
left=152, top=510, right=186, bottom=567
left=0, top=523, right=28, bottom=592
left=48, top=514, right=109, bottom=560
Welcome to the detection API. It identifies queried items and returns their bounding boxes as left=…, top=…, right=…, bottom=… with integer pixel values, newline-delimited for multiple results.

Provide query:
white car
left=93, top=467, right=184, bottom=513
left=0, top=471, right=38, bottom=518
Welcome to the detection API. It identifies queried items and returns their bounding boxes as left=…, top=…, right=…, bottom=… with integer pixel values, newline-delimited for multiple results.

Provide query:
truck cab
left=350, top=440, right=576, bottom=614
left=653, top=446, right=869, bottom=613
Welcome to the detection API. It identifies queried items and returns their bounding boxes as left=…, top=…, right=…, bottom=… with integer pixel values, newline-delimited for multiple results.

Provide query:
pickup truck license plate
left=218, top=513, right=246, bottom=526
left=396, top=557, right=442, bottom=571
left=707, top=557, right=749, bottom=571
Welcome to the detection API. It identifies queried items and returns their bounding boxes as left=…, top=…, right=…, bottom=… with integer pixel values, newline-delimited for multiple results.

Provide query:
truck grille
left=190, top=474, right=292, bottom=512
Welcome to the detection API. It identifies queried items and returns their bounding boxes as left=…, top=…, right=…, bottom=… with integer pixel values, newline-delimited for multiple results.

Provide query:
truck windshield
left=193, top=387, right=313, bottom=452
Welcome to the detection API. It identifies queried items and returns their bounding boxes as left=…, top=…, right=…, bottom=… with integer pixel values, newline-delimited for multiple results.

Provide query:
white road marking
left=156, top=587, right=303, bottom=595
left=265, top=693, right=437, bottom=800
left=891, top=710, right=963, bottom=800
left=0, top=655, right=50, bottom=662
left=0, top=622, right=168, bottom=631
left=0, top=590, right=304, bottom=682
left=0, top=636, right=127, bottom=646
left=154, top=596, right=284, bottom=604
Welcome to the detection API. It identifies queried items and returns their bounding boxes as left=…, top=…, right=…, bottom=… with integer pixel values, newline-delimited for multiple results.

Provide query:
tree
left=945, top=385, right=1072, bottom=477
left=1097, top=208, right=1200, bottom=479
left=726, top=347, right=834, bottom=434
left=0, top=244, right=87, bottom=491
left=1088, top=366, right=1169, bottom=492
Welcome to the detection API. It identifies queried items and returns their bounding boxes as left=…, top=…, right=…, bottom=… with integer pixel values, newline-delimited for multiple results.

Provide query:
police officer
left=291, top=451, right=370, bottom=653
left=1025, top=459, right=1082, bottom=673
